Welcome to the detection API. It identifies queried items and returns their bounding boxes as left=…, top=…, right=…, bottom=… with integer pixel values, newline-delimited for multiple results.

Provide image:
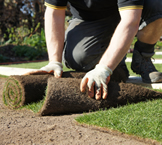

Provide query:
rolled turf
left=2, top=65, right=128, bottom=109
left=3, top=75, right=52, bottom=109
left=39, top=77, right=162, bottom=116
left=2, top=71, right=87, bottom=109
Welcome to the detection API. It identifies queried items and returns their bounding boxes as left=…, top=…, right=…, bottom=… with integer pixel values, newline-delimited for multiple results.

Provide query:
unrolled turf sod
left=38, top=77, right=162, bottom=116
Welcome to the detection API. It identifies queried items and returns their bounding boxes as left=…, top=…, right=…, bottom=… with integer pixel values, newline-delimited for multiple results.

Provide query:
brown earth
left=0, top=77, right=161, bottom=145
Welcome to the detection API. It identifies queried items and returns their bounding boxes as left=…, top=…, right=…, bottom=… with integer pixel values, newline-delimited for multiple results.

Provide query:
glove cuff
left=96, top=64, right=113, bottom=75
left=49, top=61, right=63, bottom=68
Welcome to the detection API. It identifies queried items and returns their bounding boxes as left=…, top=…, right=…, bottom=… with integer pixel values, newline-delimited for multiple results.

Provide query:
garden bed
left=0, top=45, right=48, bottom=64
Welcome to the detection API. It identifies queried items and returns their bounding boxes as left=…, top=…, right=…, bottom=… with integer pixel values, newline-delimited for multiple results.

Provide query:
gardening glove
left=40, top=61, right=63, bottom=78
left=80, top=64, right=112, bottom=100
left=23, top=61, right=63, bottom=78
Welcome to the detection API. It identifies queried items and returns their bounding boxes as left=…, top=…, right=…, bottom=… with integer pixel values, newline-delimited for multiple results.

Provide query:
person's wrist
left=96, top=64, right=113, bottom=75
left=49, top=61, right=63, bottom=68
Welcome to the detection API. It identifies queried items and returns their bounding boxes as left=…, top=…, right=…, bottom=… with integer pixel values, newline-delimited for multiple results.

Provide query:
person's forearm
left=99, top=9, right=142, bottom=71
left=45, top=7, right=65, bottom=62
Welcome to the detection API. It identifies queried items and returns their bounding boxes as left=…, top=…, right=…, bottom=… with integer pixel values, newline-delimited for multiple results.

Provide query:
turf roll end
left=3, top=75, right=51, bottom=109
left=3, top=77, right=24, bottom=108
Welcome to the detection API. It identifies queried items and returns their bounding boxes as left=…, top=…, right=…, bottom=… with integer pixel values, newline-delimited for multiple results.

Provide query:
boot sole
left=131, top=63, right=162, bottom=83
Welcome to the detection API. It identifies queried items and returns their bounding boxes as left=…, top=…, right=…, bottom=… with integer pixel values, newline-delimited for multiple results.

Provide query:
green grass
left=0, top=74, right=8, bottom=78
left=0, top=61, right=73, bottom=71
left=1, top=55, right=162, bottom=77
left=19, top=88, right=48, bottom=113
left=1, top=51, right=162, bottom=73
left=20, top=94, right=46, bottom=113
left=75, top=99, right=162, bottom=143
left=0, top=61, right=48, bottom=69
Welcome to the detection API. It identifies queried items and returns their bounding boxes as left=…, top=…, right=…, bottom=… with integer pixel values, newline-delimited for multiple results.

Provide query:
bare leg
left=131, top=18, right=162, bottom=83
left=137, top=18, right=162, bottom=44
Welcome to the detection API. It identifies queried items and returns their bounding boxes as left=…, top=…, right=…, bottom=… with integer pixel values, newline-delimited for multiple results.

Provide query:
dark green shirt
left=45, top=0, right=144, bottom=20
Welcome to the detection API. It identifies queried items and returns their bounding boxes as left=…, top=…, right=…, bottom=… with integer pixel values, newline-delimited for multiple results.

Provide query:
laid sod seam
left=75, top=99, right=162, bottom=143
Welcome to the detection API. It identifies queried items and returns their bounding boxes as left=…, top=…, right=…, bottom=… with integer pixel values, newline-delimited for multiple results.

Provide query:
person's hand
left=80, top=64, right=112, bottom=100
left=23, top=61, right=63, bottom=78
left=40, top=61, right=63, bottom=78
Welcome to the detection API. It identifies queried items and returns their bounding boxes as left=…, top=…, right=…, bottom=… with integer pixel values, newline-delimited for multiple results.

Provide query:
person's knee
left=154, top=18, right=162, bottom=27
left=137, top=18, right=162, bottom=43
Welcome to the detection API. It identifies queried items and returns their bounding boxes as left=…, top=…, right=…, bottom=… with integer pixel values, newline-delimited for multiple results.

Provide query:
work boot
left=119, top=55, right=129, bottom=80
left=131, top=50, right=162, bottom=83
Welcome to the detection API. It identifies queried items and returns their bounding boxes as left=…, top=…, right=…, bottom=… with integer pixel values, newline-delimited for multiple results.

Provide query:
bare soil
left=0, top=78, right=161, bottom=145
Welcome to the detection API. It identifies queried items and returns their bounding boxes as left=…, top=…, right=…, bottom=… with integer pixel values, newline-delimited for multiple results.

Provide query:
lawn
left=1, top=56, right=162, bottom=143
left=0, top=61, right=73, bottom=72
left=1, top=57, right=162, bottom=76
left=75, top=99, right=162, bottom=143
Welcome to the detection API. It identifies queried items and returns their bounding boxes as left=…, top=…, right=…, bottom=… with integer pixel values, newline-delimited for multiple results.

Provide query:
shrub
left=0, top=54, right=10, bottom=63
left=12, top=45, right=46, bottom=61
